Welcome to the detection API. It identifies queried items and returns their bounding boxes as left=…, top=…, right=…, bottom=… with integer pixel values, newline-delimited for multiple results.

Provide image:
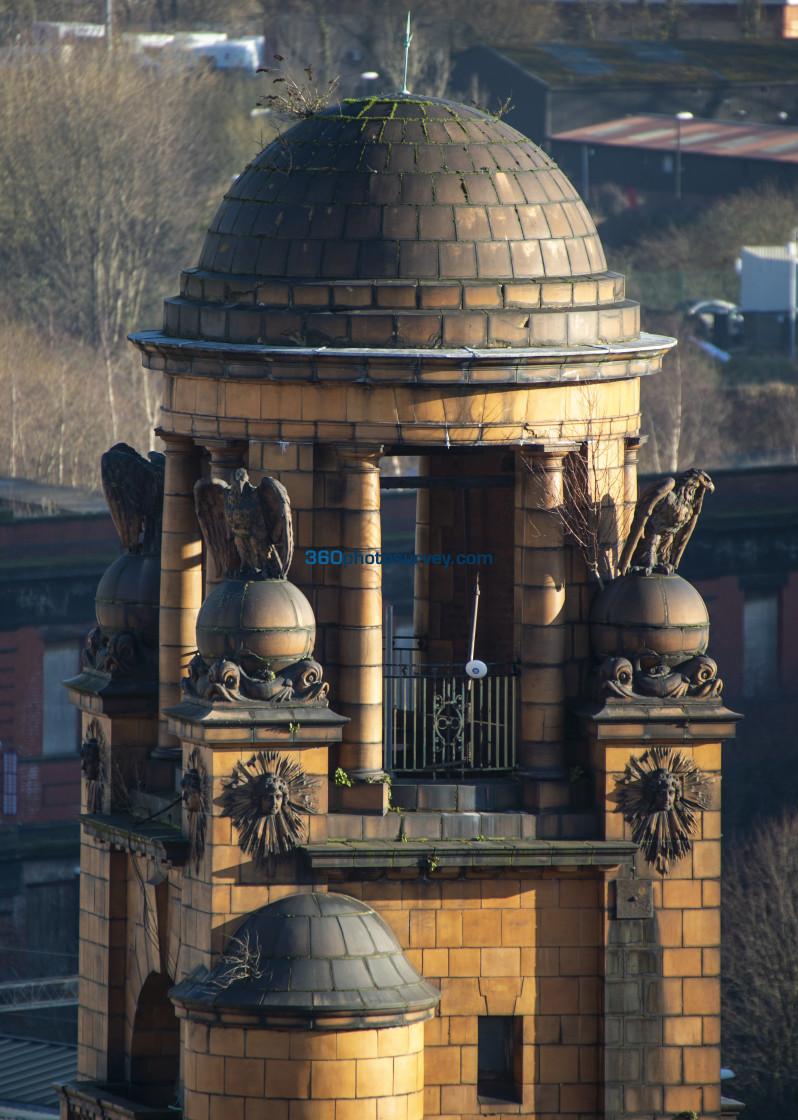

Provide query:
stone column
left=309, top=445, right=343, bottom=702
left=202, top=438, right=248, bottom=484
left=515, top=446, right=569, bottom=810
left=155, top=434, right=203, bottom=757
left=335, top=444, right=384, bottom=778
left=200, top=439, right=248, bottom=593
left=623, top=436, right=644, bottom=544
left=412, top=455, right=431, bottom=657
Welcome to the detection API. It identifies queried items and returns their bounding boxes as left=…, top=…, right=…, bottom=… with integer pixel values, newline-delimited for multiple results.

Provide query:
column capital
left=154, top=428, right=196, bottom=453
left=624, top=435, right=648, bottom=459
left=333, top=443, right=384, bottom=467
left=201, top=440, right=249, bottom=478
left=201, top=437, right=248, bottom=454
left=519, top=441, right=579, bottom=471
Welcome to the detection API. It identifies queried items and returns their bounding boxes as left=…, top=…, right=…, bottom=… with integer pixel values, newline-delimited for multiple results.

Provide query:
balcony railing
left=383, top=659, right=518, bottom=776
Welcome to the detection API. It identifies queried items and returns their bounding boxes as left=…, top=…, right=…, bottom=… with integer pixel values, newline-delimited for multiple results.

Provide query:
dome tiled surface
left=170, top=892, right=440, bottom=1023
left=163, top=96, right=640, bottom=351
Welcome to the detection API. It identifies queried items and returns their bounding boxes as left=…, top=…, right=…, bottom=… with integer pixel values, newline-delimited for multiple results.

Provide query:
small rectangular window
left=477, top=1015, right=519, bottom=1102
left=743, top=590, right=779, bottom=697
left=42, top=640, right=80, bottom=755
left=3, top=752, right=18, bottom=816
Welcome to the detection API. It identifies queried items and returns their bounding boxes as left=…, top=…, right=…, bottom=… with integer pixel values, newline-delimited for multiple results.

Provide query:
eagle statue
left=194, top=469, right=294, bottom=580
left=101, top=443, right=165, bottom=555
left=618, top=468, right=714, bottom=576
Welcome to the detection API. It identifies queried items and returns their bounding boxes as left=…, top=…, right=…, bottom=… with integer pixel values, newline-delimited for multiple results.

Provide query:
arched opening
left=129, top=972, right=179, bottom=1107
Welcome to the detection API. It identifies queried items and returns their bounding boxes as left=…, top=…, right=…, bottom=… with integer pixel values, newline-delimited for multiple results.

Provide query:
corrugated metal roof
left=741, top=245, right=794, bottom=259
left=0, top=1036, right=76, bottom=1108
left=551, top=115, right=798, bottom=163
left=499, top=38, right=798, bottom=86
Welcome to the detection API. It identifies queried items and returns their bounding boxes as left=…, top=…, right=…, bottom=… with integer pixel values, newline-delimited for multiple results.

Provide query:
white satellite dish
left=465, top=659, right=487, bottom=679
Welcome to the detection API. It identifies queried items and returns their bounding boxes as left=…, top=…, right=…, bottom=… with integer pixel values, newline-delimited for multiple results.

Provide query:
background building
left=0, top=481, right=117, bottom=1045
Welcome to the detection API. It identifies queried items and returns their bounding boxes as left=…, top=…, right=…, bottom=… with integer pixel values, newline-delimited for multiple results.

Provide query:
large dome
left=162, top=95, right=638, bottom=352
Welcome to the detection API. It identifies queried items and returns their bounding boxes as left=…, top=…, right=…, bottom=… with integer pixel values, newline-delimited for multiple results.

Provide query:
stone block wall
left=182, top=1021, right=425, bottom=1120
left=175, top=734, right=333, bottom=970
left=328, top=871, right=603, bottom=1118
left=77, top=837, right=127, bottom=1082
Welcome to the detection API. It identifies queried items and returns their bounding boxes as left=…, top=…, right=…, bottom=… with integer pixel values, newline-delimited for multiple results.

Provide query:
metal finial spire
left=401, top=12, right=412, bottom=95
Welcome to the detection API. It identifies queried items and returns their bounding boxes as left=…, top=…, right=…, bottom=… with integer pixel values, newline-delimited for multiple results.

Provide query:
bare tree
left=725, top=382, right=798, bottom=465
left=640, top=320, right=729, bottom=474
left=608, top=182, right=798, bottom=282
left=525, top=388, right=627, bottom=587
left=254, top=0, right=354, bottom=96
left=457, top=0, right=565, bottom=48
left=723, top=811, right=798, bottom=1119
left=0, top=48, right=245, bottom=446
left=0, top=321, right=114, bottom=489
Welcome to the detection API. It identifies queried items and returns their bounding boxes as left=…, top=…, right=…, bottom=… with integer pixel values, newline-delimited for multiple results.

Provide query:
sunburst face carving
left=181, top=747, right=209, bottom=872
left=612, top=746, right=713, bottom=874
left=220, top=750, right=318, bottom=866
left=80, top=718, right=107, bottom=813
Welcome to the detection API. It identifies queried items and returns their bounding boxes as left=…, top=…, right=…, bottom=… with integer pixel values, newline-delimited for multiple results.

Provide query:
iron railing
left=383, top=659, right=518, bottom=776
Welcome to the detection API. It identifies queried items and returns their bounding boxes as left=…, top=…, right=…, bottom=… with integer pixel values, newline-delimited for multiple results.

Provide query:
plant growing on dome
left=257, top=56, right=340, bottom=119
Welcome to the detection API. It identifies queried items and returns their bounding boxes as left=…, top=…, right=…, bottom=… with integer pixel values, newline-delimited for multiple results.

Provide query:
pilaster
left=166, top=701, right=346, bottom=971
left=578, top=699, right=740, bottom=1120
left=156, top=433, right=203, bottom=757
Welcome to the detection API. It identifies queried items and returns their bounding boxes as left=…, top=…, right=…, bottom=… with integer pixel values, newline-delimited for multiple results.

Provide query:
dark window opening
left=3, top=752, right=17, bottom=816
left=477, top=1015, right=520, bottom=1103
left=128, top=972, right=180, bottom=1107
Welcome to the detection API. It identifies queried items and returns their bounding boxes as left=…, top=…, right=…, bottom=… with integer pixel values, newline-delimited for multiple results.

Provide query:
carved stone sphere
left=196, top=578, right=316, bottom=674
left=95, top=553, right=160, bottom=648
left=590, top=573, right=709, bottom=668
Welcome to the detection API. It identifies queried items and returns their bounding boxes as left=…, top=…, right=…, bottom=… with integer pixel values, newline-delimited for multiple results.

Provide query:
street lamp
left=674, top=111, right=693, bottom=201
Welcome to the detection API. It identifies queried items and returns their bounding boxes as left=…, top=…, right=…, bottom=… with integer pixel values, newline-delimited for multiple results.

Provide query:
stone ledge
left=80, top=812, right=188, bottom=867
left=56, top=1082, right=174, bottom=1120
left=389, top=780, right=521, bottom=813
left=303, top=838, right=637, bottom=870
left=326, top=810, right=537, bottom=842
left=165, top=700, right=347, bottom=744
left=574, top=699, right=743, bottom=739
left=131, top=328, right=673, bottom=387
left=65, top=671, right=158, bottom=716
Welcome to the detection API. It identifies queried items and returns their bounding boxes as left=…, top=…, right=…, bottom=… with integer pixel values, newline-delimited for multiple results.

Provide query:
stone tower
left=59, top=95, right=737, bottom=1120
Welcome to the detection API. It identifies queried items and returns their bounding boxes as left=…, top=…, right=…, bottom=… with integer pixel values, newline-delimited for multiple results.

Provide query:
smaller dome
left=591, top=573, right=709, bottom=667
left=95, top=553, right=161, bottom=648
left=170, top=892, right=440, bottom=1028
left=196, top=578, right=316, bottom=673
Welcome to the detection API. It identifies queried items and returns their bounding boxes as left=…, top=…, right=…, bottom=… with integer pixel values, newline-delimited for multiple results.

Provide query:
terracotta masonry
left=59, top=95, right=738, bottom=1120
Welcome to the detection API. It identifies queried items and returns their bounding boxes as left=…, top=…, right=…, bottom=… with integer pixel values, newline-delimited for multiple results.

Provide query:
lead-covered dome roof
left=169, top=892, right=440, bottom=1028
left=163, top=96, right=639, bottom=351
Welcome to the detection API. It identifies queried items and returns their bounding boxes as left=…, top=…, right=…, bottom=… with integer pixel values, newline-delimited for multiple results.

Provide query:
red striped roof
left=552, top=115, right=798, bottom=163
